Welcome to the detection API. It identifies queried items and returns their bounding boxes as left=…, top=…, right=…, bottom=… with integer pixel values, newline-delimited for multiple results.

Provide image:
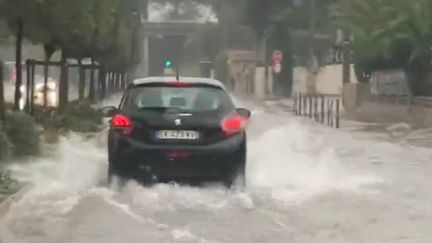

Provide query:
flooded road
left=1, top=97, right=431, bottom=243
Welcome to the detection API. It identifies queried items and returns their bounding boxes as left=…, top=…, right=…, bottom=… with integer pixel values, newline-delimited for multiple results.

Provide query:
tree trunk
left=58, top=51, right=69, bottom=110
left=342, top=40, right=351, bottom=85
left=142, top=0, right=149, bottom=20
left=30, top=61, right=35, bottom=115
left=25, top=60, right=31, bottom=113
left=78, top=58, right=85, bottom=100
left=405, top=58, right=431, bottom=97
left=173, top=1, right=180, bottom=19
left=306, top=0, right=317, bottom=94
left=0, top=62, right=5, bottom=121
left=13, top=18, right=23, bottom=111
left=88, top=58, right=96, bottom=103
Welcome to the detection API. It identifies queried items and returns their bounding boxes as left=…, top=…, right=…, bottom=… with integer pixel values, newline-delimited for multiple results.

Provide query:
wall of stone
left=253, top=67, right=273, bottom=99
left=342, top=83, right=432, bottom=128
left=292, top=64, right=358, bottom=95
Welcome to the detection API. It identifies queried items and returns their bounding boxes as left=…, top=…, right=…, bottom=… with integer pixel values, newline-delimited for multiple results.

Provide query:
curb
left=0, top=184, right=30, bottom=218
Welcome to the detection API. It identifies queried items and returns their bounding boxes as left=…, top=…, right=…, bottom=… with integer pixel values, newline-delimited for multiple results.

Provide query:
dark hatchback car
left=102, top=77, right=251, bottom=188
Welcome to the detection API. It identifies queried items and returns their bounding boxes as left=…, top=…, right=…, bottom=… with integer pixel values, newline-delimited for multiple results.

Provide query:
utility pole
left=14, top=18, right=23, bottom=111
left=141, top=0, right=150, bottom=77
left=306, top=0, right=317, bottom=94
left=342, top=32, right=351, bottom=84
left=308, top=0, right=316, bottom=67
left=263, top=27, right=269, bottom=96
left=0, top=61, right=5, bottom=121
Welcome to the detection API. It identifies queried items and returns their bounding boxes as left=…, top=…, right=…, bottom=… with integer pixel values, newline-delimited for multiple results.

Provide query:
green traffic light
left=164, top=60, right=173, bottom=68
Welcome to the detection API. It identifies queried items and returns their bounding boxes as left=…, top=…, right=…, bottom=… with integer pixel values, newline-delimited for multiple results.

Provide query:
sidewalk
left=253, top=95, right=432, bottom=148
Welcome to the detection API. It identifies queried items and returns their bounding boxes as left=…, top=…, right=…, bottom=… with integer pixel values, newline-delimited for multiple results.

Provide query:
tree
left=1, top=0, right=62, bottom=109
left=0, top=0, right=36, bottom=110
left=54, top=0, right=97, bottom=106
left=332, top=0, right=432, bottom=95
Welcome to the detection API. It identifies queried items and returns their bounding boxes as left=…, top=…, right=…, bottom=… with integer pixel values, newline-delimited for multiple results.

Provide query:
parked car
left=33, top=79, right=58, bottom=107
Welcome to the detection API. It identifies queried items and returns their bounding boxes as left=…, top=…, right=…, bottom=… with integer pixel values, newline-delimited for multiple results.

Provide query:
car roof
left=131, top=76, right=226, bottom=90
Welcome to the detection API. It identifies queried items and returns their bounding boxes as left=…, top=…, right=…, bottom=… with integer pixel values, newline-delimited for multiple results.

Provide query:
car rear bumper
left=109, top=133, right=245, bottom=180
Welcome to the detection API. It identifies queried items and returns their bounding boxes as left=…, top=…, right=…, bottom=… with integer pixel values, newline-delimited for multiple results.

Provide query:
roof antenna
left=175, top=63, right=179, bottom=81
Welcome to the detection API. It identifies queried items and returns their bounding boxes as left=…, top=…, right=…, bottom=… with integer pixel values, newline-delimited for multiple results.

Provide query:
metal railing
left=293, top=93, right=341, bottom=128
left=23, top=59, right=127, bottom=115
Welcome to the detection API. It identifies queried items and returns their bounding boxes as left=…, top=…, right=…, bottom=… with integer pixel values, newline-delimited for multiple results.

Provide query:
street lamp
left=342, top=34, right=352, bottom=84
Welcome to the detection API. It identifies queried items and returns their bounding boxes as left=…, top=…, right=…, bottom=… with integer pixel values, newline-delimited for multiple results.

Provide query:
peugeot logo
left=174, top=119, right=181, bottom=126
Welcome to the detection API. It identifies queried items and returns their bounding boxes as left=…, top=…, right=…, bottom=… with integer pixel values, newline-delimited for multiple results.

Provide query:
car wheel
left=107, top=163, right=128, bottom=189
left=224, top=143, right=247, bottom=190
left=224, top=163, right=246, bottom=189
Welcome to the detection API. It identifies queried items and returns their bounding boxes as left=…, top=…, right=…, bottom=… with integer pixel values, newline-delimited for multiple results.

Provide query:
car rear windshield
left=123, top=85, right=234, bottom=113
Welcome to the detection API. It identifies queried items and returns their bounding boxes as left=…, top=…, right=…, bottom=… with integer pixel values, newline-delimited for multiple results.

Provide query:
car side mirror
left=236, top=108, right=251, bottom=118
left=101, top=106, right=118, bottom=117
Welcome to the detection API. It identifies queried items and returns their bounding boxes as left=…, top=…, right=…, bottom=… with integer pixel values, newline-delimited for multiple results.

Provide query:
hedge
left=4, top=112, right=41, bottom=157
left=0, top=129, right=12, bottom=162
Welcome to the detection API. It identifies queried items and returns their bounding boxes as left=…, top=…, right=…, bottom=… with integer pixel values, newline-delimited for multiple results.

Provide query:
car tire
left=224, top=163, right=246, bottom=189
left=107, top=163, right=128, bottom=189
left=223, top=141, right=247, bottom=190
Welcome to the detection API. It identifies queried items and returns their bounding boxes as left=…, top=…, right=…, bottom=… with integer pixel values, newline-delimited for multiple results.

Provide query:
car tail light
left=112, top=114, right=133, bottom=136
left=168, top=81, right=191, bottom=87
left=221, top=114, right=249, bottom=136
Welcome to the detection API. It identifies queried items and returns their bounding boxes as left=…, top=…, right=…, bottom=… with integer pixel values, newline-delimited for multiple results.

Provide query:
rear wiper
left=138, top=107, right=185, bottom=113
left=138, top=106, right=166, bottom=110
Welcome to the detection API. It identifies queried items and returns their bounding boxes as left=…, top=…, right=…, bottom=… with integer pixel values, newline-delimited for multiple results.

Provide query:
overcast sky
left=148, top=2, right=217, bottom=22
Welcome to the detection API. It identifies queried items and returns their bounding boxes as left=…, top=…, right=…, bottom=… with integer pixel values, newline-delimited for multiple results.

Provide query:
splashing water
left=0, top=98, right=385, bottom=243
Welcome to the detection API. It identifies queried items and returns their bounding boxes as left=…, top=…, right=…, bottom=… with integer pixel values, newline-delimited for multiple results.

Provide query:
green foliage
left=332, top=0, right=432, bottom=94
left=214, top=50, right=229, bottom=83
left=46, top=101, right=103, bottom=134
left=0, top=128, right=12, bottom=162
left=62, top=101, right=103, bottom=132
left=0, top=0, right=145, bottom=71
left=0, top=170, right=17, bottom=195
left=4, top=112, right=40, bottom=157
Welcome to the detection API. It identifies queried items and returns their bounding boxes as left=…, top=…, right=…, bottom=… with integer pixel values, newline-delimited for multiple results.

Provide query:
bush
left=0, top=129, right=12, bottom=162
left=64, top=101, right=103, bottom=124
left=0, top=170, right=18, bottom=195
left=4, top=112, right=41, bottom=157
left=62, top=116, right=102, bottom=133
left=44, top=101, right=103, bottom=134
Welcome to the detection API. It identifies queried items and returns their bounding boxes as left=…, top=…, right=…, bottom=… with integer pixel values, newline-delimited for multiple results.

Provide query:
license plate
left=156, top=130, right=200, bottom=140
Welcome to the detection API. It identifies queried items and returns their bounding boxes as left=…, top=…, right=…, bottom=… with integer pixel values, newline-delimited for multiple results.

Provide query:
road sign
left=163, top=68, right=175, bottom=75
left=272, top=50, right=283, bottom=64
left=272, top=50, right=283, bottom=74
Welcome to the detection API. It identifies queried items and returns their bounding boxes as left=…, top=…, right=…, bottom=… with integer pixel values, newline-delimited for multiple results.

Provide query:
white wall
left=292, top=67, right=308, bottom=94
left=254, top=67, right=273, bottom=99
left=292, top=64, right=358, bottom=95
